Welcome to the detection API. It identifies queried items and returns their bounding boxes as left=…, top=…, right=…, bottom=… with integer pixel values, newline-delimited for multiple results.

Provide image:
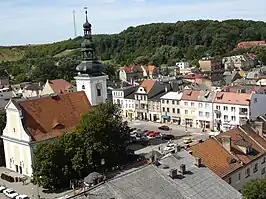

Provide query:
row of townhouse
left=112, top=80, right=266, bottom=131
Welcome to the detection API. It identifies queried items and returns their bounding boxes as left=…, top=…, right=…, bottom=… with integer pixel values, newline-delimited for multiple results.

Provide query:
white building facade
left=160, top=92, right=182, bottom=124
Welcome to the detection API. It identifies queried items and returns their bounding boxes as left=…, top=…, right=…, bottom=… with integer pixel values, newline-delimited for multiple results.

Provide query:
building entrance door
left=15, top=165, right=19, bottom=172
left=19, top=166, right=22, bottom=174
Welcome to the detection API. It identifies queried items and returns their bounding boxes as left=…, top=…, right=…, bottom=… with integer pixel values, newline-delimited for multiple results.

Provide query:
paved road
left=127, top=120, right=208, bottom=155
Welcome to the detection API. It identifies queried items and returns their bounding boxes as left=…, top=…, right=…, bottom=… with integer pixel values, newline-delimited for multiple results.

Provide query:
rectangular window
left=224, top=115, right=228, bottom=121
left=184, top=102, right=188, bottom=106
left=172, top=100, right=175, bottom=105
left=231, top=116, right=236, bottom=121
left=176, top=101, right=179, bottom=105
left=177, top=109, right=180, bottom=114
left=228, top=177, right=231, bottom=184
left=231, top=107, right=236, bottom=112
left=199, top=111, right=203, bottom=116
left=162, top=100, right=165, bottom=104
left=254, top=163, right=258, bottom=173
left=167, top=108, right=169, bottom=112
left=97, top=89, right=101, bottom=97
left=191, top=102, right=195, bottom=106
left=224, top=106, right=228, bottom=111
left=238, top=172, right=241, bottom=181
left=163, top=107, right=165, bottom=112
left=199, top=103, right=203, bottom=108
left=205, top=112, right=210, bottom=118
left=166, top=100, right=169, bottom=104
left=216, top=105, right=220, bottom=110
left=245, top=168, right=250, bottom=178
left=185, top=110, right=188, bottom=114
left=262, top=168, right=265, bottom=175
left=172, top=108, right=175, bottom=113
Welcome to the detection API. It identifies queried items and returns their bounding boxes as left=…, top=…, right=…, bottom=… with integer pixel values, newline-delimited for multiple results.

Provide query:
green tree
left=243, top=177, right=266, bottom=199
left=32, top=102, right=130, bottom=190
left=76, top=102, right=130, bottom=168
left=0, top=111, right=6, bottom=135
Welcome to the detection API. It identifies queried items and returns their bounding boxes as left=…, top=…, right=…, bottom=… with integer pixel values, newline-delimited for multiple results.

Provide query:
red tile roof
left=213, top=91, right=252, bottom=105
left=190, top=126, right=266, bottom=178
left=48, top=79, right=73, bottom=94
left=139, top=80, right=156, bottom=93
left=236, top=41, right=266, bottom=49
left=190, top=138, right=242, bottom=178
left=18, top=91, right=91, bottom=142
left=181, top=90, right=200, bottom=101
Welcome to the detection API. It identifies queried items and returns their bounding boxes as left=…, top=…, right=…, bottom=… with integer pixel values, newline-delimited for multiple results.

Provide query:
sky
left=0, top=0, right=266, bottom=46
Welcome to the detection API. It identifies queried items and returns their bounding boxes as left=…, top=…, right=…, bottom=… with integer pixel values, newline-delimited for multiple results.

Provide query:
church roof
left=17, top=91, right=91, bottom=142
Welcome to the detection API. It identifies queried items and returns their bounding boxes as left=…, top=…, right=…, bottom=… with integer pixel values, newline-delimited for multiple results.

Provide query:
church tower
left=74, top=8, right=108, bottom=105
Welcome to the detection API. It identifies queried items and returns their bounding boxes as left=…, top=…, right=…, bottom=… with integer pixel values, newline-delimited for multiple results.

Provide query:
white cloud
left=0, top=0, right=265, bottom=45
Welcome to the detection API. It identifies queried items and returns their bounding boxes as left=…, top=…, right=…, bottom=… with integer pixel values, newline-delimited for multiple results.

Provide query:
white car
left=0, top=185, right=6, bottom=192
left=3, top=189, right=19, bottom=199
left=16, top=195, right=30, bottom=199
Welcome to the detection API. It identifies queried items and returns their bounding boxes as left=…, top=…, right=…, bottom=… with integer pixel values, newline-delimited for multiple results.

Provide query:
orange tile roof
left=120, top=65, right=132, bottom=73
left=18, top=91, right=91, bottom=142
left=213, top=91, right=252, bottom=105
left=181, top=90, right=200, bottom=101
left=190, top=126, right=266, bottom=178
left=48, top=79, right=73, bottom=94
left=144, top=65, right=157, bottom=72
left=190, top=138, right=242, bottom=178
left=139, top=80, right=156, bottom=93
left=236, top=41, right=266, bottom=49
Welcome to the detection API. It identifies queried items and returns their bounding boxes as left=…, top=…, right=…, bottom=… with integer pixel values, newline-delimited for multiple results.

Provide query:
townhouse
left=213, top=91, right=266, bottom=131
left=112, top=86, right=137, bottom=120
left=135, top=80, right=170, bottom=121
left=190, top=117, right=266, bottom=192
left=180, top=90, right=215, bottom=129
left=160, top=92, right=182, bottom=124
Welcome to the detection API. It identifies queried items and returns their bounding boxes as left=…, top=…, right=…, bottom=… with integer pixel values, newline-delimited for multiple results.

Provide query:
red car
left=147, top=131, right=160, bottom=137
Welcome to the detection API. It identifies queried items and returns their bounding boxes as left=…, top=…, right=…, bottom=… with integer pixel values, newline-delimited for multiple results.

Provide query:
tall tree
left=243, top=177, right=266, bottom=199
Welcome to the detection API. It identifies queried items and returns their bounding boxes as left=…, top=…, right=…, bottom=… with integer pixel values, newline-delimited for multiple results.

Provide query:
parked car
left=163, top=143, right=177, bottom=151
left=158, top=125, right=170, bottom=131
left=3, top=189, right=19, bottom=199
left=147, top=131, right=160, bottom=138
left=161, top=134, right=175, bottom=140
left=16, top=195, right=30, bottom=199
left=0, top=185, right=6, bottom=193
left=183, top=138, right=192, bottom=144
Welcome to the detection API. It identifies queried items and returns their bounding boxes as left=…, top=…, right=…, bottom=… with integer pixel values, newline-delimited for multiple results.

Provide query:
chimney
left=221, top=136, right=231, bottom=152
left=254, top=121, right=264, bottom=137
left=195, top=157, right=201, bottom=167
left=169, top=168, right=178, bottom=179
left=180, top=164, right=186, bottom=175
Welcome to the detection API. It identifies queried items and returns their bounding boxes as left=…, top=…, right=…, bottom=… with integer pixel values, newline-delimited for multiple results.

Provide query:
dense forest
left=1, top=19, right=266, bottom=83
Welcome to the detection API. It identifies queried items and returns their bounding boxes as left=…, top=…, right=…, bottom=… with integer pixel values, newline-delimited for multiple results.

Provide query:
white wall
left=179, top=100, right=198, bottom=127
left=224, top=155, right=266, bottom=192
left=213, top=103, right=249, bottom=131
left=75, top=75, right=108, bottom=106
left=2, top=101, right=33, bottom=176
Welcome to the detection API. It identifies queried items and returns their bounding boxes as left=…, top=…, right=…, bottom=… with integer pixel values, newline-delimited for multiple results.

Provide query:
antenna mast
left=73, top=10, right=77, bottom=38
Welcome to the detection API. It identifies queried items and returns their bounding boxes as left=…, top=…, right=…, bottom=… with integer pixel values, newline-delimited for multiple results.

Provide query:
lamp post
left=36, top=176, right=42, bottom=199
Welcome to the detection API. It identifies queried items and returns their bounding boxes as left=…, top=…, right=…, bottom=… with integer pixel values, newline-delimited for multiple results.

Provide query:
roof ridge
left=239, top=126, right=266, bottom=151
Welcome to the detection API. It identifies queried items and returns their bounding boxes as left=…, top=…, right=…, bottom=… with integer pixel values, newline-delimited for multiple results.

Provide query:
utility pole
left=73, top=10, right=77, bottom=38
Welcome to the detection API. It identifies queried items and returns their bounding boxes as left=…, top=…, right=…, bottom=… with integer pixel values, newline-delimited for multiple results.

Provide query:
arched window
left=82, top=85, right=85, bottom=89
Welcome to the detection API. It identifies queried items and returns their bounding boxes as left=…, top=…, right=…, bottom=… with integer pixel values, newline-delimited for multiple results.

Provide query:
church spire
left=83, top=7, right=91, bottom=37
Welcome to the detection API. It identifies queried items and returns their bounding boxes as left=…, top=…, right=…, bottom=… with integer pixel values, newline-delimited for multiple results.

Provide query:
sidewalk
left=0, top=167, right=74, bottom=199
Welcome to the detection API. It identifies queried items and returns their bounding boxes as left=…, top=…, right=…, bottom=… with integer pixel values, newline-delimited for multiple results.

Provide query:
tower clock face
left=96, top=83, right=102, bottom=89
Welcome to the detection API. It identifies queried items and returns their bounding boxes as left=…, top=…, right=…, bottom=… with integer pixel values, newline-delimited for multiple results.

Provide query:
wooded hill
left=1, top=19, right=266, bottom=83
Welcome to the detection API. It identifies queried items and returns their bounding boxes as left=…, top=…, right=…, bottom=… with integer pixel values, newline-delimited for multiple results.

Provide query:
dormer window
left=247, top=146, right=253, bottom=154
